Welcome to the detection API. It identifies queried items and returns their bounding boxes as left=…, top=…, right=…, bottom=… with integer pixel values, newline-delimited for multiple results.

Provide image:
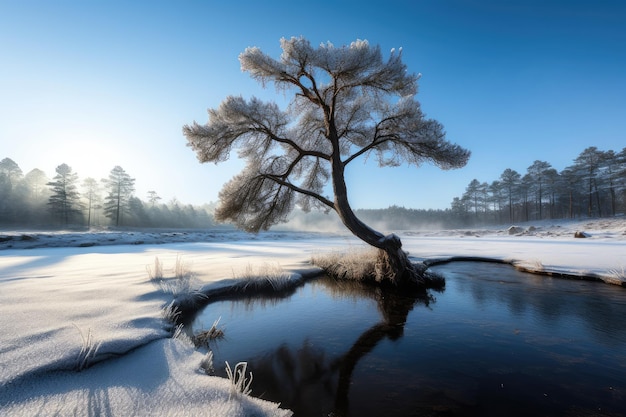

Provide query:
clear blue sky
left=2, top=0, right=625, bottom=210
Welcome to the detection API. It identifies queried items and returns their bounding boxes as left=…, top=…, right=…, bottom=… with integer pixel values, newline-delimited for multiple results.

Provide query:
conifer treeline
left=452, top=146, right=626, bottom=225
left=3, top=145, right=625, bottom=230
left=0, top=158, right=213, bottom=228
left=310, top=146, right=626, bottom=230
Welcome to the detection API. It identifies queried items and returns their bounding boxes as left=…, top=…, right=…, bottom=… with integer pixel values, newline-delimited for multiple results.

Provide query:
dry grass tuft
left=149, top=255, right=199, bottom=295
left=74, top=325, right=102, bottom=371
left=606, top=265, right=626, bottom=285
left=225, top=361, right=253, bottom=399
left=200, top=350, right=215, bottom=375
left=311, top=247, right=379, bottom=281
left=162, top=300, right=181, bottom=323
left=234, top=262, right=293, bottom=291
left=172, top=323, right=194, bottom=346
left=146, top=256, right=164, bottom=280
left=192, top=317, right=225, bottom=347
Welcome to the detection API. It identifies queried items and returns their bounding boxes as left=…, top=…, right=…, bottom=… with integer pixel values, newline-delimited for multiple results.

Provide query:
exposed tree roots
left=374, top=233, right=445, bottom=289
left=311, top=239, right=445, bottom=290
left=375, top=247, right=445, bottom=290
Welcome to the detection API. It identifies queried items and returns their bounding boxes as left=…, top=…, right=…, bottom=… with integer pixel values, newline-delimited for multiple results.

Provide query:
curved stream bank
left=179, top=261, right=626, bottom=416
left=423, top=256, right=625, bottom=286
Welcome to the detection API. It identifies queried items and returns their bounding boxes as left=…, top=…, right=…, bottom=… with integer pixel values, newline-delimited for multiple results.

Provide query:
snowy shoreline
left=0, top=228, right=331, bottom=250
left=2, top=216, right=625, bottom=248
left=2, top=217, right=625, bottom=286
left=1, top=217, right=625, bottom=416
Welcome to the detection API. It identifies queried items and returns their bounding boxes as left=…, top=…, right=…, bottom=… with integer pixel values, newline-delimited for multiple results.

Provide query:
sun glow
left=44, top=133, right=129, bottom=182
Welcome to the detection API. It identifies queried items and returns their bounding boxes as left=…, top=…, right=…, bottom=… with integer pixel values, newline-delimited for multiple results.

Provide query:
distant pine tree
left=47, top=163, right=83, bottom=225
left=102, top=166, right=135, bottom=226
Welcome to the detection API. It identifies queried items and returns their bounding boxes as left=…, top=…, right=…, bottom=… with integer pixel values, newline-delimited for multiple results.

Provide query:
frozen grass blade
left=193, top=317, right=225, bottom=347
left=225, top=361, right=253, bottom=399
left=74, top=325, right=102, bottom=371
left=172, top=323, right=194, bottom=347
left=606, top=265, right=626, bottom=285
left=162, top=300, right=181, bottom=323
left=234, top=262, right=292, bottom=292
left=148, top=255, right=199, bottom=295
left=311, top=247, right=379, bottom=281
left=146, top=256, right=164, bottom=281
left=199, top=350, right=215, bottom=375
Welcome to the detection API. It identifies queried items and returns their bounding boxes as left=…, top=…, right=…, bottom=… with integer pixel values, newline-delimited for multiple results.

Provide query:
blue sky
left=2, top=0, right=625, bottom=210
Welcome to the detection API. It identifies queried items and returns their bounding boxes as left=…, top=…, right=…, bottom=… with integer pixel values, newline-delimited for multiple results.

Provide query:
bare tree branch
left=185, top=37, right=469, bottom=284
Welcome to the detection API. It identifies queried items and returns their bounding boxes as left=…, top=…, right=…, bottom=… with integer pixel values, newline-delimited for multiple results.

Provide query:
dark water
left=191, top=263, right=626, bottom=416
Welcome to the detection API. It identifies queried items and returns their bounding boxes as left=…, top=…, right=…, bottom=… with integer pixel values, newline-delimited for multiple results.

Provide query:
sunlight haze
left=2, top=0, right=624, bottom=210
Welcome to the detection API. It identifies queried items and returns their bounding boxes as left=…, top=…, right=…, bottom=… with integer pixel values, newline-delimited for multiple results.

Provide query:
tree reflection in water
left=190, top=263, right=626, bottom=416
left=246, top=278, right=438, bottom=417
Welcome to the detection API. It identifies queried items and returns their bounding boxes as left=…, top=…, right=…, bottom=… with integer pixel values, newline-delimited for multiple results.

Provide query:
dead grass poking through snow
left=192, top=317, right=225, bottom=347
left=148, top=255, right=199, bottom=296
left=233, top=262, right=293, bottom=291
left=311, top=247, right=379, bottom=281
left=606, top=265, right=626, bottom=285
left=146, top=256, right=164, bottom=280
left=172, top=323, right=194, bottom=346
left=225, top=361, right=253, bottom=399
left=200, top=351, right=215, bottom=375
left=74, top=325, right=102, bottom=371
left=161, top=300, right=181, bottom=323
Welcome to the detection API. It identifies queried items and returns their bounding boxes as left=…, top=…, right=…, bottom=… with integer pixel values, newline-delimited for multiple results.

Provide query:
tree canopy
left=185, top=37, right=469, bottom=234
left=184, top=37, right=470, bottom=285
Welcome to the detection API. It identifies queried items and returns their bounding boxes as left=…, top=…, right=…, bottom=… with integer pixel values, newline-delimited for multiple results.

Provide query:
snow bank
left=0, top=242, right=307, bottom=416
left=2, top=337, right=291, bottom=416
left=400, top=217, right=626, bottom=285
left=1, top=217, right=624, bottom=415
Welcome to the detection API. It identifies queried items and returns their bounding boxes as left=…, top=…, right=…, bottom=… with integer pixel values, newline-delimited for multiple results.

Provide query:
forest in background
left=0, top=158, right=214, bottom=229
left=264, top=145, right=626, bottom=232
left=2, top=145, right=625, bottom=231
left=450, top=146, right=626, bottom=226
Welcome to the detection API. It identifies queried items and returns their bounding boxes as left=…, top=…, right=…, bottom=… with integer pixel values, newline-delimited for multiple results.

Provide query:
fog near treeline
left=2, top=144, right=625, bottom=232
left=0, top=159, right=215, bottom=229
left=0, top=157, right=457, bottom=232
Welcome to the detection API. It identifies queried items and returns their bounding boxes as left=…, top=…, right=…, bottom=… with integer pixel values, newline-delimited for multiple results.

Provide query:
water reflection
left=201, top=278, right=435, bottom=416
left=192, top=263, right=626, bottom=416
left=332, top=283, right=432, bottom=415
left=440, top=262, right=626, bottom=347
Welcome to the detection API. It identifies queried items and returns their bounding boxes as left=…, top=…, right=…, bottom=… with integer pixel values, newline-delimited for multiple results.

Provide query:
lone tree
left=184, top=37, right=470, bottom=286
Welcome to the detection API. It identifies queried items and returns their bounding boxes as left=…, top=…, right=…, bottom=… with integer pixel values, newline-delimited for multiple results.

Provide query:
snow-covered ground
left=1, top=217, right=624, bottom=416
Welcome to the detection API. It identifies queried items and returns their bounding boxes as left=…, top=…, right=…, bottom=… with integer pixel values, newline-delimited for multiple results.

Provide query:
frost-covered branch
left=262, top=173, right=334, bottom=209
left=185, top=36, right=470, bottom=285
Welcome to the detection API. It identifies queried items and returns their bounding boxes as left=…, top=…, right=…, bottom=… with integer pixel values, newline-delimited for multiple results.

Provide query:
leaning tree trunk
left=329, top=152, right=438, bottom=288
